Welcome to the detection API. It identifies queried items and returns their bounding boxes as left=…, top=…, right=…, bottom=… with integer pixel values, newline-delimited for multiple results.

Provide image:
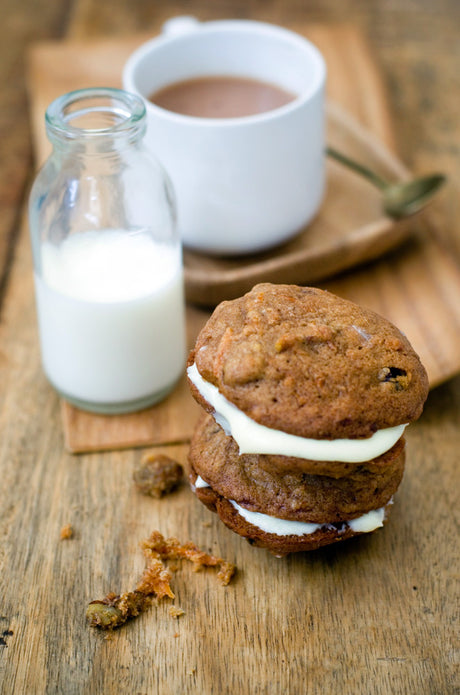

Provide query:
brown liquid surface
left=149, top=75, right=295, bottom=118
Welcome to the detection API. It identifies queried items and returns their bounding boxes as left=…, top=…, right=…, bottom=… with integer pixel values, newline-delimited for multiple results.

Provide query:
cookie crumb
left=86, top=592, right=153, bottom=630
left=86, top=559, right=173, bottom=631
left=133, top=454, right=183, bottom=498
left=87, top=530, right=235, bottom=631
left=141, top=530, right=236, bottom=586
left=169, top=606, right=185, bottom=619
left=60, top=524, right=74, bottom=540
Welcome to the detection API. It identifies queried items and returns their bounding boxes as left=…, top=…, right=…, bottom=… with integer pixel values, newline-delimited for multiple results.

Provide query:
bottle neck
left=45, top=87, right=146, bottom=154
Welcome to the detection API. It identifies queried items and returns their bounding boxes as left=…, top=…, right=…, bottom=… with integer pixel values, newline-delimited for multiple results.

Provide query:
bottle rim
left=45, top=87, right=146, bottom=141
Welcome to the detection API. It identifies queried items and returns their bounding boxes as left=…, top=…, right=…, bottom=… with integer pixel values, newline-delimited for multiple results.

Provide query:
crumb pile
left=87, top=531, right=235, bottom=630
left=187, top=283, right=429, bottom=556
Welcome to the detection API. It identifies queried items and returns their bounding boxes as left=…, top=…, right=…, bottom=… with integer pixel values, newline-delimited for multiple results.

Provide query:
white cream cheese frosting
left=230, top=500, right=386, bottom=536
left=194, top=475, right=211, bottom=488
left=187, top=363, right=406, bottom=463
left=194, top=475, right=388, bottom=536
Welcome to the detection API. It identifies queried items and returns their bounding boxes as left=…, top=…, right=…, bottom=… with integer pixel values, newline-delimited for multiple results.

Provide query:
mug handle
left=161, top=16, right=201, bottom=37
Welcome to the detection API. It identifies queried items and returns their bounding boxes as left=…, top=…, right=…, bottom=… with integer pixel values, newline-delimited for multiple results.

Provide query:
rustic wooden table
left=0, top=1, right=459, bottom=694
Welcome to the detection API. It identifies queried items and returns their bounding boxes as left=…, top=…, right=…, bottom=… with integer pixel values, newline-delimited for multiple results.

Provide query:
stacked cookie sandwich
left=187, top=284, right=428, bottom=556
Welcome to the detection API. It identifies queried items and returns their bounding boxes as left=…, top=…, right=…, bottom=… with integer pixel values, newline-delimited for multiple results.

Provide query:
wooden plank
left=0, top=233, right=458, bottom=693
left=0, top=8, right=458, bottom=695
left=0, top=0, right=71, bottom=307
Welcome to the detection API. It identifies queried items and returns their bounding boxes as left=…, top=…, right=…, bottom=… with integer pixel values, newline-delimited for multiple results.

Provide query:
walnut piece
left=133, top=454, right=183, bottom=498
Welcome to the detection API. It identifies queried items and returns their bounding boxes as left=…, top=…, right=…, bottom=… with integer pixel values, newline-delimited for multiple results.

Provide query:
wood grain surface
left=0, top=2, right=459, bottom=695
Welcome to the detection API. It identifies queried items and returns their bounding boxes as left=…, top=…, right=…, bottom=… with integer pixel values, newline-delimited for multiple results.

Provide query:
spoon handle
left=326, top=146, right=388, bottom=190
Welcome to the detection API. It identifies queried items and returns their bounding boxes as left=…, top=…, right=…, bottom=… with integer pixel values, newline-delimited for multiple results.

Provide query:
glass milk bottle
left=29, top=87, right=186, bottom=414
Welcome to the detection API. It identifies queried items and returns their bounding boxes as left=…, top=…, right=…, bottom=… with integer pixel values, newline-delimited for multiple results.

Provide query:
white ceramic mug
left=123, top=17, right=326, bottom=255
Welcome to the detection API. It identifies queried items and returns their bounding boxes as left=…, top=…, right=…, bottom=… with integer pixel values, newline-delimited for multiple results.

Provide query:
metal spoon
left=327, top=146, right=446, bottom=218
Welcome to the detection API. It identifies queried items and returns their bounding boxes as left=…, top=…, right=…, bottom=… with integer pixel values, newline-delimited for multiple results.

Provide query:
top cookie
left=188, top=283, right=429, bottom=439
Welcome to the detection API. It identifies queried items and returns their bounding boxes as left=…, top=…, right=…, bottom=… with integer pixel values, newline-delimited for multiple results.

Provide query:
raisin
left=378, top=367, right=409, bottom=391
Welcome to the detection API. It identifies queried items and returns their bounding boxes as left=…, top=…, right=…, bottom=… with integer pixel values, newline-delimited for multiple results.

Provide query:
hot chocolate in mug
left=123, top=17, right=326, bottom=255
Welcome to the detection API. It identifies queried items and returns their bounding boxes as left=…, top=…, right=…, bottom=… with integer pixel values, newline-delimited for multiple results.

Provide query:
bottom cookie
left=191, top=470, right=393, bottom=557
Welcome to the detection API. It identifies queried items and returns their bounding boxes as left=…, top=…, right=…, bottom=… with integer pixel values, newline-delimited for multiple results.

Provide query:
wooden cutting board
left=27, top=26, right=460, bottom=453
